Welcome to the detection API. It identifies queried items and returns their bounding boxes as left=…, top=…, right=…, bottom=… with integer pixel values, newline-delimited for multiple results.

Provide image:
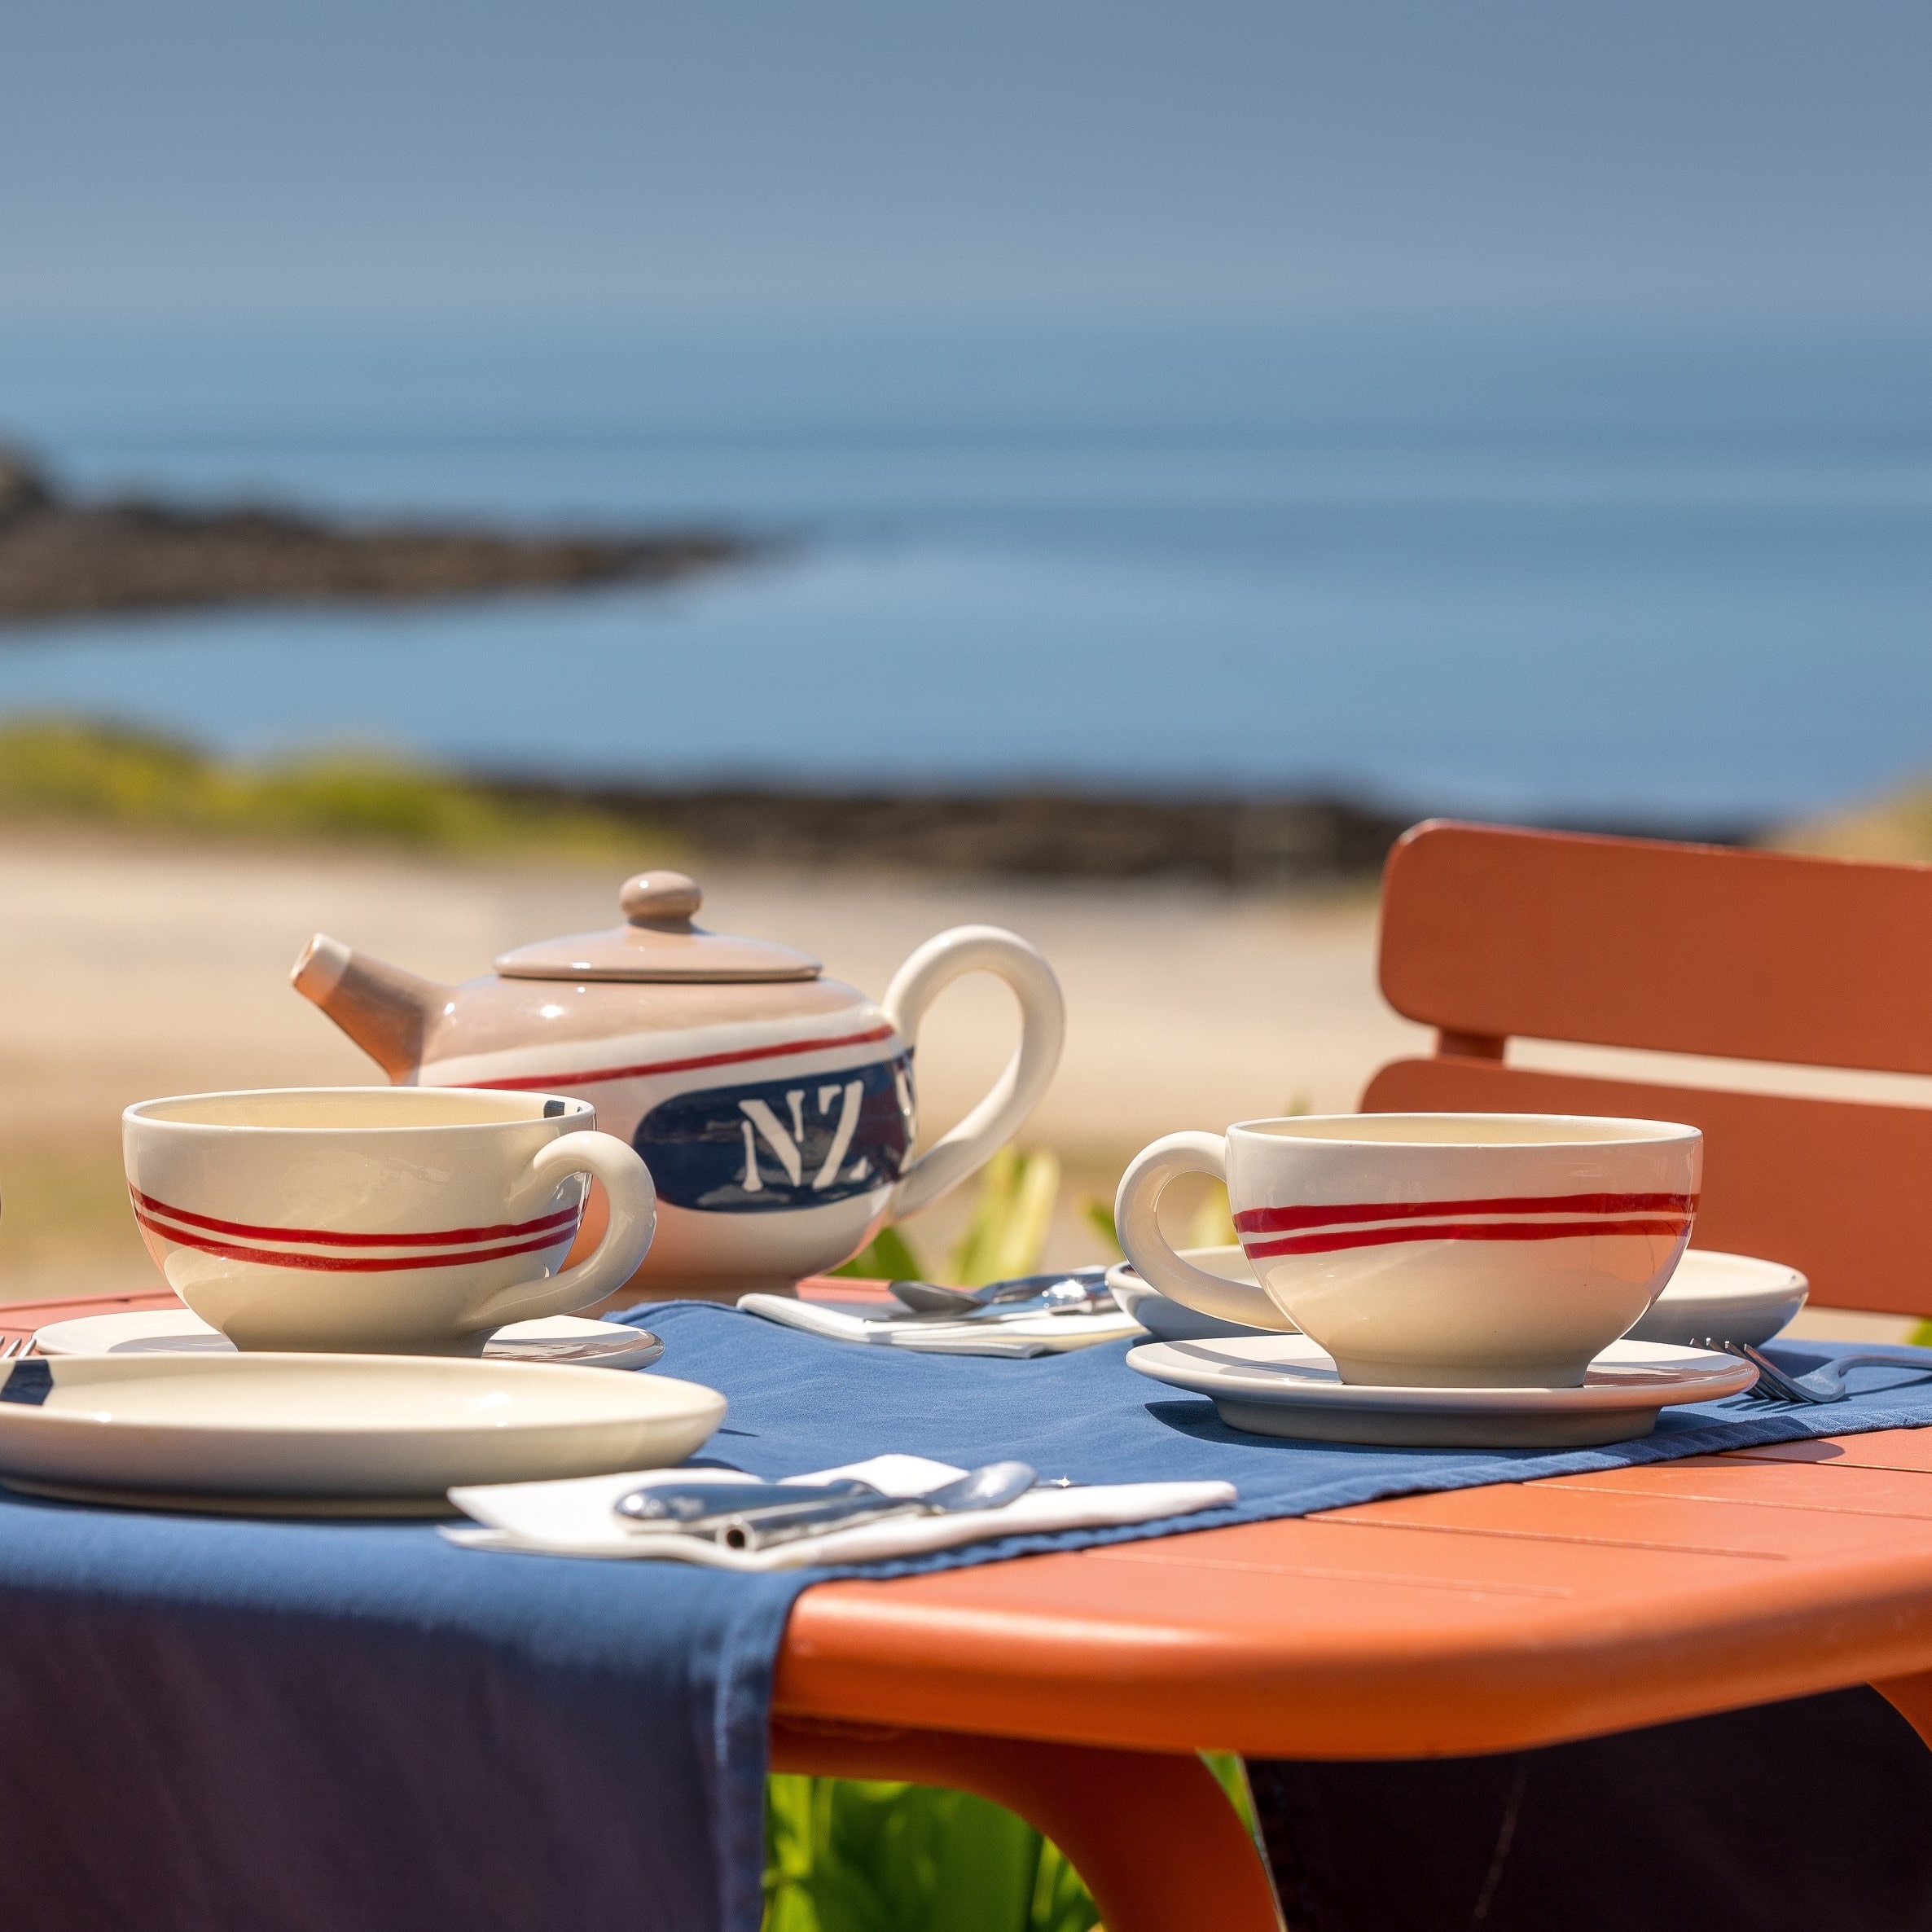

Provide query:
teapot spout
left=291, top=934, right=450, bottom=1082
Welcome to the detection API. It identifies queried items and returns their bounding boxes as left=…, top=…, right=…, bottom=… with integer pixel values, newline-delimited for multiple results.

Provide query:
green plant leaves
left=763, top=1776, right=1098, bottom=1932
left=944, top=1147, right=1060, bottom=1287
left=827, top=1222, right=928, bottom=1283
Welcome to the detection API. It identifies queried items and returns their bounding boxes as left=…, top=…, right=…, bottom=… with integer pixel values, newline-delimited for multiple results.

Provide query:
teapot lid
left=494, top=872, right=823, bottom=983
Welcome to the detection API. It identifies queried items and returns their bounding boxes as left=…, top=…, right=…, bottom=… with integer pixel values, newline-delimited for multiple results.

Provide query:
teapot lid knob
left=620, top=872, right=704, bottom=926
left=495, top=867, right=819, bottom=981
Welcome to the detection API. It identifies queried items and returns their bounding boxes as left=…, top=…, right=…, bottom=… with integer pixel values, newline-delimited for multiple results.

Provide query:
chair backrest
left=1362, top=820, right=1932, bottom=1316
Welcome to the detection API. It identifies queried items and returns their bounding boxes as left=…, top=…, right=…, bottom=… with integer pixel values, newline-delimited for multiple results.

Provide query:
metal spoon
left=889, top=1268, right=1113, bottom=1319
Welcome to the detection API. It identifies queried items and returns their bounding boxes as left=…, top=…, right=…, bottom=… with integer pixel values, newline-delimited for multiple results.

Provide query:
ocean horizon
left=0, top=318, right=1925, bottom=825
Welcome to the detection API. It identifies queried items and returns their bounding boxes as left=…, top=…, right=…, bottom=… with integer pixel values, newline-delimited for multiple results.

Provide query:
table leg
left=1873, top=1671, right=1932, bottom=1750
left=771, top=1717, right=1281, bottom=1932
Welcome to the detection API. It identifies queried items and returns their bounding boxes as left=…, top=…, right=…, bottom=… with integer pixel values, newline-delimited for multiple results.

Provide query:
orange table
left=770, top=1433, right=1932, bottom=1931
left=17, top=1289, right=1932, bottom=1932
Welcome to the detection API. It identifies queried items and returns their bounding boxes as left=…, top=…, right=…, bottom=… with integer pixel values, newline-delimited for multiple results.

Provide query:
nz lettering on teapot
left=637, top=1057, right=916, bottom=1213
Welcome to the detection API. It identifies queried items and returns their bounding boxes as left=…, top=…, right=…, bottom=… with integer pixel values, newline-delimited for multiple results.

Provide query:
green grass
left=0, top=717, right=665, bottom=858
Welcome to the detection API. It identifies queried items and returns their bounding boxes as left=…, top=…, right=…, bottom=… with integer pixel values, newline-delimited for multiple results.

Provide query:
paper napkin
left=735, top=1293, right=1144, bottom=1356
left=442, top=1453, right=1235, bottom=1570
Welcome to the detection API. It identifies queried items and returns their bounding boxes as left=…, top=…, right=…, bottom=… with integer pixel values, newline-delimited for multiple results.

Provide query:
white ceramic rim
left=0, top=1355, right=718, bottom=1435
left=1229, top=1111, right=1702, bottom=1148
left=28, top=1310, right=653, bottom=1358
left=125, top=1086, right=595, bottom=1135
left=1107, top=1246, right=1805, bottom=1298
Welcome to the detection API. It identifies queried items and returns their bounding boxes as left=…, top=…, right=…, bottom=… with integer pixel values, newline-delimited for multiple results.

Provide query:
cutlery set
left=884, top=1269, right=1114, bottom=1320
left=614, top=1460, right=1038, bottom=1551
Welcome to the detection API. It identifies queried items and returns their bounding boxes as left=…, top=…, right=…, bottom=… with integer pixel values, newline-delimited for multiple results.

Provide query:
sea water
left=0, top=321, right=1924, bottom=822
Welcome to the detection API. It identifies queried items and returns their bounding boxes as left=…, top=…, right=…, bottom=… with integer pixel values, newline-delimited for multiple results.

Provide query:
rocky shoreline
left=486, top=777, right=1759, bottom=884
left=0, top=448, right=757, bottom=623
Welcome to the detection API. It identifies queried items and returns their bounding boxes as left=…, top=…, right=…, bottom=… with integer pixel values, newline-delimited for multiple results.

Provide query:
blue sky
left=4, top=0, right=1928, bottom=328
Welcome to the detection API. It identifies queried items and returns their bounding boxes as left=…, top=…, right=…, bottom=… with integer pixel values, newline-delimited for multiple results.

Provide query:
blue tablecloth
left=7, top=1304, right=1932, bottom=1932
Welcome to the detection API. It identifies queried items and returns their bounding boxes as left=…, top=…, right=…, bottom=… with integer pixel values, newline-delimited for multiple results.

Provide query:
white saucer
left=1125, top=1335, right=1755, bottom=1447
left=1108, top=1247, right=1807, bottom=1350
left=0, top=1353, right=725, bottom=1513
left=31, top=1308, right=665, bottom=1371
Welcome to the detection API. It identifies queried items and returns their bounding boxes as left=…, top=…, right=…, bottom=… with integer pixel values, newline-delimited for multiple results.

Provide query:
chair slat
left=1363, top=1056, right=1932, bottom=1318
left=1379, top=822, right=1932, bottom=1074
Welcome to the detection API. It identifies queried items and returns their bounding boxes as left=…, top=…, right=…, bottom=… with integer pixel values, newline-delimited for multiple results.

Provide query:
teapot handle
left=883, top=926, right=1065, bottom=1220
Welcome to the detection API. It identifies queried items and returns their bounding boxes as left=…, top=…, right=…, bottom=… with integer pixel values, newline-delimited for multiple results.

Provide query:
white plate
left=1108, top=1246, right=1807, bottom=1350
left=31, top=1308, right=665, bottom=1370
left=0, top=1353, right=725, bottom=1514
left=1125, top=1334, right=1754, bottom=1447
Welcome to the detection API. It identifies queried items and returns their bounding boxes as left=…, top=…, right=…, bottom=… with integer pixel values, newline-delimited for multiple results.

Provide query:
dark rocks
left=0, top=446, right=756, bottom=623
left=0, top=449, right=54, bottom=527
left=485, top=782, right=1759, bottom=884
left=490, top=779, right=1420, bottom=884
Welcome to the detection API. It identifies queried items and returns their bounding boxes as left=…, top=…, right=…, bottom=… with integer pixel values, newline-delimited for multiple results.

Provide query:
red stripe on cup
left=128, top=1188, right=581, bottom=1251
left=133, top=1210, right=573, bottom=1275
left=1243, top=1216, right=1693, bottom=1259
left=452, top=1021, right=898, bottom=1092
left=1232, top=1191, right=1697, bottom=1236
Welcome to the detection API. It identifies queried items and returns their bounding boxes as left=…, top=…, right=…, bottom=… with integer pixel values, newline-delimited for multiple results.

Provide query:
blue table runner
left=6, top=1304, right=1932, bottom=1932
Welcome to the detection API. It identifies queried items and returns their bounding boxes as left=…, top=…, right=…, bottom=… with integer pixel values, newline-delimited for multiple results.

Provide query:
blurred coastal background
left=1, top=0, right=1928, bottom=1303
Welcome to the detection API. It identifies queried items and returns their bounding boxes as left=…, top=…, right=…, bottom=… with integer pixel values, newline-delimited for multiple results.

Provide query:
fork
left=0, top=1335, right=29, bottom=1361
left=1711, top=1338, right=1932, bottom=1407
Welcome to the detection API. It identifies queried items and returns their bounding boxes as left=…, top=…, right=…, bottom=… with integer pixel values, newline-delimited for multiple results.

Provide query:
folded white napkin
left=442, top=1452, right=1235, bottom=1570
left=737, top=1293, right=1144, bottom=1356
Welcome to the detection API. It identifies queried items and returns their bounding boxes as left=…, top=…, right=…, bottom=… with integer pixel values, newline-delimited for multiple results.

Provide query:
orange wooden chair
left=1363, top=818, right=1932, bottom=1319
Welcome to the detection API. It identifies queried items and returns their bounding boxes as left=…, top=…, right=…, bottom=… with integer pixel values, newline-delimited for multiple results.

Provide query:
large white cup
left=1115, top=1113, right=1702, bottom=1387
left=124, top=1087, right=657, bottom=1355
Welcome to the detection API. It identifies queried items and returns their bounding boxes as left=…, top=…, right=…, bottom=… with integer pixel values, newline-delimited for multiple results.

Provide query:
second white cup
left=1116, top=1113, right=1701, bottom=1388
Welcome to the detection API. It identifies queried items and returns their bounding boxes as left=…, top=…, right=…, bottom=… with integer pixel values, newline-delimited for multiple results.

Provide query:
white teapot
left=292, top=871, right=1063, bottom=1300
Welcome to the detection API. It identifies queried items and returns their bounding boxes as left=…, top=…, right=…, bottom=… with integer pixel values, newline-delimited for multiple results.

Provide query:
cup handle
left=885, top=925, right=1065, bottom=1220
left=1115, top=1131, right=1276, bottom=1327
left=471, top=1131, right=658, bottom=1328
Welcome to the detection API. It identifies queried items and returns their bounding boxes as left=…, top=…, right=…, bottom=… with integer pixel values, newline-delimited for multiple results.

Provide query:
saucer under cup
left=32, top=1307, right=668, bottom=1371
left=1126, top=1335, right=1753, bottom=1448
left=1116, top=1113, right=1702, bottom=1388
